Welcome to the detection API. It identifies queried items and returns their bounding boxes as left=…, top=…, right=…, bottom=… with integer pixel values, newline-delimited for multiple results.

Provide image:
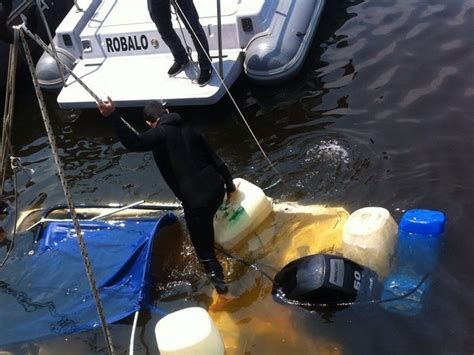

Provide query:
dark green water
left=1, top=0, right=473, bottom=353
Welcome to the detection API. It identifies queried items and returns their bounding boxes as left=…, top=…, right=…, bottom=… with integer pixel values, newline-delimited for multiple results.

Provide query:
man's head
left=143, top=101, right=167, bottom=128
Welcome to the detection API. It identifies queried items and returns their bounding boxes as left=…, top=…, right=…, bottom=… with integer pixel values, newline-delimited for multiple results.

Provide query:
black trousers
left=184, top=188, right=227, bottom=293
left=147, top=0, right=211, bottom=70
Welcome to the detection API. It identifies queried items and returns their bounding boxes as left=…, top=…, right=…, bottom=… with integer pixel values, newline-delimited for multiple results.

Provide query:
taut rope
left=19, top=28, right=115, bottom=355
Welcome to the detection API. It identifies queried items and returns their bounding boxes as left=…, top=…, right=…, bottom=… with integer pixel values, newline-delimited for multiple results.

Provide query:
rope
left=0, top=28, right=19, bottom=193
left=20, top=26, right=102, bottom=102
left=35, top=0, right=67, bottom=86
left=170, top=1, right=283, bottom=184
left=217, top=246, right=432, bottom=310
left=274, top=274, right=432, bottom=309
left=19, top=28, right=115, bottom=355
left=22, top=4, right=283, bottom=186
left=0, top=158, right=18, bottom=267
left=129, top=310, right=139, bottom=355
left=214, top=246, right=277, bottom=282
left=170, top=0, right=194, bottom=62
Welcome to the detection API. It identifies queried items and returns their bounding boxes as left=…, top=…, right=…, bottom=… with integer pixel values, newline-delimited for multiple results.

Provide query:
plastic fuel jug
left=381, top=209, right=446, bottom=316
left=342, top=207, right=398, bottom=278
left=214, top=178, right=272, bottom=250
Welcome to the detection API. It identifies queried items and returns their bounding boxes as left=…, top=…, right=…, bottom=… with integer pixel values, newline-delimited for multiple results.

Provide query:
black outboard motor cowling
left=272, top=254, right=379, bottom=307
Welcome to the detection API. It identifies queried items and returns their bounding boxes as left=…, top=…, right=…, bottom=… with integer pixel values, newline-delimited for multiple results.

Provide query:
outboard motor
left=272, top=254, right=380, bottom=309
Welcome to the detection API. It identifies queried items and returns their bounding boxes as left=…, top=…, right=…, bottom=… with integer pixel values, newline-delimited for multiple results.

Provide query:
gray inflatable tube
left=244, top=0, right=325, bottom=83
left=35, top=47, right=76, bottom=90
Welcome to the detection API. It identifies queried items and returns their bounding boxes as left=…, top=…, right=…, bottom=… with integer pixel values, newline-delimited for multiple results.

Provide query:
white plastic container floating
left=342, top=207, right=398, bottom=278
left=214, top=178, right=273, bottom=250
left=155, top=307, right=224, bottom=355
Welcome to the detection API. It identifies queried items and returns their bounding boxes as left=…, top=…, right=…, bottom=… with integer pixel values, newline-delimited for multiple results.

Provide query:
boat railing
left=216, top=0, right=223, bottom=78
left=24, top=200, right=183, bottom=232
left=6, top=0, right=48, bottom=26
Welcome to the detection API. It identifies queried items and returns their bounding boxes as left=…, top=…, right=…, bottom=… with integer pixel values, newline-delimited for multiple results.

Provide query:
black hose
left=215, top=246, right=432, bottom=309
left=214, top=246, right=275, bottom=282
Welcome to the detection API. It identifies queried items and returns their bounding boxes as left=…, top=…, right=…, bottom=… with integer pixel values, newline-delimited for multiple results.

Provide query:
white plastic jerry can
left=342, top=207, right=398, bottom=278
left=214, top=178, right=273, bottom=250
left=155, top=307, right=224, bottom=355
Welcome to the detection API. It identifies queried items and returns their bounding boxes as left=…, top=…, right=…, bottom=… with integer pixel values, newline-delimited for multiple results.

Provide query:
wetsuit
left=110, top=111, right=235, bottom=293
left=147, top=0, right=211, bottom=71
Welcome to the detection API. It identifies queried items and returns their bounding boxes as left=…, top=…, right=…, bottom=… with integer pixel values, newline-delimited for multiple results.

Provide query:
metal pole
left=216, top=0, right=223, bottom=79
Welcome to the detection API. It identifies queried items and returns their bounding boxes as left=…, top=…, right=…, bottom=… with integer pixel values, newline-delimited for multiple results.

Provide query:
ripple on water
left=277, top=134, right=375, bottom=202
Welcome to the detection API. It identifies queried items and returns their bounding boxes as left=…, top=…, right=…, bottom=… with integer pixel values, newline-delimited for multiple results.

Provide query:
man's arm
left=200, top=134, right=236, bottom=195
left=97, top=97, right=160, bottom=152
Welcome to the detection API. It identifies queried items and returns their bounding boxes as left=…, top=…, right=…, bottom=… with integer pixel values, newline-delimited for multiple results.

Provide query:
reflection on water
left=1, top=0, right=474, bottom=353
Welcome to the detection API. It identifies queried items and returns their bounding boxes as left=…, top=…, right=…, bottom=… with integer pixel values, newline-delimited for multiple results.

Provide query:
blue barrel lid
left=399, top=209, right=446, bottom=236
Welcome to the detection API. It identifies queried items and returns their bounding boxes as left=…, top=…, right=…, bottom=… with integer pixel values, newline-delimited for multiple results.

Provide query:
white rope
left=22, top=3, right=282, bottom=184
left=129, top=310, right=140, bottom=355
left=35, top=0, right=67, bottom=86
left=0, top=157, right=20, bottom=267
left=21, top=3, right=280, bottom=183
left=19, top=28, right=115, bottom=355
left=170, top=0, right=194, bottom=63
left=172, top=1, right=282, bottom=181
left=0, top=28, right=19, bottom=192
left=21, top=26, right=102, bottom=102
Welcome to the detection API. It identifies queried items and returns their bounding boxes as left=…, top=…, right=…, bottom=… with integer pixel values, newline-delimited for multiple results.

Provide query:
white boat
left=35, top=0, right=326, bottom=108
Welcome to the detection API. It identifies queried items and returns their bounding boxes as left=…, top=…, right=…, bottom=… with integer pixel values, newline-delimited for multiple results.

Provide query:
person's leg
left=184, top=206, right=227, bottom=294
left=174, top=0, right=211, bottom=71
left=148, top=0, right=188, bottom=65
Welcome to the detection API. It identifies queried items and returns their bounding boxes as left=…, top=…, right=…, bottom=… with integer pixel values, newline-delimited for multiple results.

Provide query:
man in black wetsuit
left=97, top=98, right=236, bottom=295
left=147, top=0, right=212, bottom=86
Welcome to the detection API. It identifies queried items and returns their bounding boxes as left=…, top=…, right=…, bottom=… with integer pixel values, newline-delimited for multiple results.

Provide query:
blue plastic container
left=381, top=209, right=446, bottom=316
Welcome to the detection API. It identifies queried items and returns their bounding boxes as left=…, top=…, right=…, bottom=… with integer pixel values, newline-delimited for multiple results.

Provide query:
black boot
left=201, top=258, right=228, bottom=294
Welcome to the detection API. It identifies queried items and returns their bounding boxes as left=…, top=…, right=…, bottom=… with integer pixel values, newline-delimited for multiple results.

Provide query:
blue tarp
left=0, top=212, right=176, bottom=347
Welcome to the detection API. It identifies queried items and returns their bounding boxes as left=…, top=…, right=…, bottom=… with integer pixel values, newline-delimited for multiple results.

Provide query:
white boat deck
left=57, top=50, right=242, bottom=108
left=55, top=0, right=266, bottom=108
